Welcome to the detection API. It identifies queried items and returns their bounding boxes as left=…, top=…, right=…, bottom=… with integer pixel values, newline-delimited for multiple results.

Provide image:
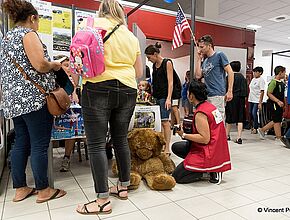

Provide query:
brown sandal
left=109, top=185, right=128, bottom=200
left=36, top=189, right=66, bottom=203
left=13, top=188, right=37, bottom=202
left=76, top=200, right=112, bottom=215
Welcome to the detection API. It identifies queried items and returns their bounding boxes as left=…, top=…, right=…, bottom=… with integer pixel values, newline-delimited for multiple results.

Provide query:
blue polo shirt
left=202, top=51, right=229, bottom=97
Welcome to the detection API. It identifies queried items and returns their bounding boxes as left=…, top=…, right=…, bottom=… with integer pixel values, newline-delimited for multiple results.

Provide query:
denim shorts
left=156, top=98, right=171, bottom=121
left=182, top=99, right=190, bottom=108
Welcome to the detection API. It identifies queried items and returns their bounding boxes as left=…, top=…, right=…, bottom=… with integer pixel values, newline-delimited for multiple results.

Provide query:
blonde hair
left=98, top=0, right=127, bottom=25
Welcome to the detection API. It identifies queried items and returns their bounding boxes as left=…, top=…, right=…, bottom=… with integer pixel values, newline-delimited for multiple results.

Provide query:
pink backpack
left=70, top=17, right=106, bottom=78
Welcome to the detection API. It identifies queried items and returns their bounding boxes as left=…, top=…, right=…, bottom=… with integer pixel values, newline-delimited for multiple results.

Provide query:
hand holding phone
left=55, top=56, right=68, bottom=64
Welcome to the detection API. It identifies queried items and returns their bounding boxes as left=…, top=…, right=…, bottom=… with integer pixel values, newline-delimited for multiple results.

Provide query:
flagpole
left=189, top=0, right=196, bottom=114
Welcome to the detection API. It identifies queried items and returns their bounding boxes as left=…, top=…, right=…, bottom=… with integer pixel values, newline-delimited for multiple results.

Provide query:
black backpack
left=162, top=59, right=182, bottom=99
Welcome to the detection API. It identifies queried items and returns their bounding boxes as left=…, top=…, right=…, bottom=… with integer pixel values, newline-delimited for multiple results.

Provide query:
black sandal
left=77, top=200, right=112, bottom=215
left=109, top=185, right=128, bottom=200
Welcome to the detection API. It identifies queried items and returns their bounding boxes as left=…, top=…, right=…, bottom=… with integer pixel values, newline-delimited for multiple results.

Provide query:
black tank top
left=152, top=59, right=168, bottom=99
left=152, top=59, right=181, bottom=100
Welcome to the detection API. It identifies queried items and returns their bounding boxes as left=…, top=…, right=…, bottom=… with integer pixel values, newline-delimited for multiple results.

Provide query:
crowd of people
left=0, top=0, right=289, bottom=216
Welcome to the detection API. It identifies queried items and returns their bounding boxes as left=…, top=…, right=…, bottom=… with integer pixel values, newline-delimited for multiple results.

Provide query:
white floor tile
left=232, top=202, right=285, bottom=220
left=102, top=211, right=148, bottom=220
left=54, top=178, right=81, bottom=191
left=50, top=205, right=98, bottom=220
left=0, top=202, right=3, bottom=218
left=248, top=167, right=289, bottom=179
left=3, top=198, right=48, bottom=219
left=220, top=171, right=265, bottom=189
left=4, top=188, right=15, bottom=202
left=99, top=198, right=138, bottom=219
left=74, top=175, right=94, bottom=188
left=253, top=180, right=290, bottom=195
left=128, top=190, right=171, bottom=210
left=143, top=202, right=197, bottom=220
left=2, top=211, right=50, bottom=220
left=159, top=183, right=201, bottom=201
left=53, top=170, right=73, bottom=182
left=48, top=188, right=88, bottom=210
left=176, top=195, right=227, bottom=219
left=230, top=184, right=277, bottom=201
left=205, top=189, right=254, bottom=209
left=185, top=180, right=225, bottom=195
left=272, top=175, right=290, bottom=186
left=200, top=210, right=245, bottom=220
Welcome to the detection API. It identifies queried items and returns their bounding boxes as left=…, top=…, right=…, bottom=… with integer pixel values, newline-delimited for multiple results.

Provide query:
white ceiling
left=217, top=0, right=290, bottom=45
left=124, top=0, right=290, bottom=46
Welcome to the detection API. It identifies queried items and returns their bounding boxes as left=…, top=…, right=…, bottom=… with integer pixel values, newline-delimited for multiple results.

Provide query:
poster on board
left=52, top=6, right=72, bottom=58
left=128, top=105, right=161, bottom=132
left=75, top=9, right=97, bottom=32
left=27, top=0, right=53, bottom=57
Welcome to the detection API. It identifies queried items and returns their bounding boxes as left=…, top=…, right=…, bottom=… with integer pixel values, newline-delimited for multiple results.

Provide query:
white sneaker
left=275, top=138, right=285, bottom=146
left=257, top=128, right=265, bottom=140
left=60, top=157, right=70, bottom=172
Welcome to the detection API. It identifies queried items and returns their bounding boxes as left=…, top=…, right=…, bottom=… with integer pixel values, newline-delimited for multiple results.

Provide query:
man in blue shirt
left=195, top=35, right=234, bottom=117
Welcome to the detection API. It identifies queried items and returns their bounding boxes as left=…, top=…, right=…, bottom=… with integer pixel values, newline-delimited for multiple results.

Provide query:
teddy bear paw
left=151, top=174, right=176, bottom=190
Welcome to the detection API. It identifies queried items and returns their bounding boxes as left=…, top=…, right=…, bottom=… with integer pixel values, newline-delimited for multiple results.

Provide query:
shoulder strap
left=162, top=58, right=169, bottom=73
left=7, top=53, right=47, bottom=94
left=103, top=24, right=121, bottom=43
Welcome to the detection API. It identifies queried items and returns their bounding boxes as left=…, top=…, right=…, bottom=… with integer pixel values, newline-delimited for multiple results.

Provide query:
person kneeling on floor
left=172, top=79, right=231, bottom=184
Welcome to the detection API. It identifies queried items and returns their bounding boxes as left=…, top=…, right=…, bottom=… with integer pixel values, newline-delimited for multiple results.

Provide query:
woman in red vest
left=172, top=80, right=231, bottom=184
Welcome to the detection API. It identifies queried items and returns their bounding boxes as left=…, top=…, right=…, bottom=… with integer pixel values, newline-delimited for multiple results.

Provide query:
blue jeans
left=249, top=102, right=259, bottom=129
left=82, top=80, right=136, bottom=198
left=285, top=128, right=290, bottom=138
left=11, top=105, right=53, bottom=190
left=156, top=98, right=171, bottom=121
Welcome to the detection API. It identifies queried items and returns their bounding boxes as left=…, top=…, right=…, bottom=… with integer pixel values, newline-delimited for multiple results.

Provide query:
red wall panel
left=47, top=0, right=255, bottom=49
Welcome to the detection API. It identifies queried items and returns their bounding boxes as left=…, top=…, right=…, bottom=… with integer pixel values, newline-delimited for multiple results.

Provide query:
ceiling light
left=288, top=37, right=290, bottom=39
left=269, top=15, right=290, bottom=22
left=246, top=24, right=262, bottom=30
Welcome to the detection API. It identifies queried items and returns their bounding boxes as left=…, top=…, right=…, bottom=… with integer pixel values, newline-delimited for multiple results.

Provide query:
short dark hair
left=253, top=66, right=263, bottom=74
left=145, top=42, right=162, bottom=55
left=230, top=61, right=241, bottom=72
left=198, top=35, right=214, bottom=48
left=274, top=66, right=286, bottom=75
left=188, top=79, right=208, bottom=101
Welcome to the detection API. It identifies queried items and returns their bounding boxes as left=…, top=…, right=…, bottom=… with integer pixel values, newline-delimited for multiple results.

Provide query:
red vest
left=183, top=101, right=231, bottom=172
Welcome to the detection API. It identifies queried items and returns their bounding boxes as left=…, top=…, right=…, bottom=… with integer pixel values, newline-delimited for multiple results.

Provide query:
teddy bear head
left=128, top=128, right=165, bottom=160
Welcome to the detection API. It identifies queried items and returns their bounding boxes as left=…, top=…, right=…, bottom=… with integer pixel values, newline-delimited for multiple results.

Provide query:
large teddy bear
left=112, top=128, right=176, bottom=190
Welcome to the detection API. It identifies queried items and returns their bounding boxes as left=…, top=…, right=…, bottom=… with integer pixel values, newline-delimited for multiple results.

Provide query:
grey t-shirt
left=202, top=51, right=229, bottom=97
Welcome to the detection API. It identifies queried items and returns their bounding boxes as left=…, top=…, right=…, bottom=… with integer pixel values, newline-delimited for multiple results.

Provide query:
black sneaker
left=235, top=138, right=242, bottom=144
left=227, top=136, right=231, bottom=141
left=209, top=172, right=222, bottom=184
left=280, top=137, right=290, bottom=149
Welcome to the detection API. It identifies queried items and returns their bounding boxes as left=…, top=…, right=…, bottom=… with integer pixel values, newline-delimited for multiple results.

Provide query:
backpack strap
left=103, top=24, right=121, bottom=43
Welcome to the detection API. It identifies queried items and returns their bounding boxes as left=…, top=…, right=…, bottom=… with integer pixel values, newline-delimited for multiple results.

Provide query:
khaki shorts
left=208, top=96, right=225, bottom=118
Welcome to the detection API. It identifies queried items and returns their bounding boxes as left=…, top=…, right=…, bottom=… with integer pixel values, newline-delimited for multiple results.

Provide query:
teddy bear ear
left=157, top=132, right=166, bottom=146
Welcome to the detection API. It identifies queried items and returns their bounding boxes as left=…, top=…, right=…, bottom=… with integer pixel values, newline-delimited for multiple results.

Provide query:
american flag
left=172, top=6, right=191, bottom=50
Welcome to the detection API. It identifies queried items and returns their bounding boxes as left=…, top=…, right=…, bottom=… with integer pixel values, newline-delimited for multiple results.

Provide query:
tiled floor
left=1, top=130, right=290, bottom=220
